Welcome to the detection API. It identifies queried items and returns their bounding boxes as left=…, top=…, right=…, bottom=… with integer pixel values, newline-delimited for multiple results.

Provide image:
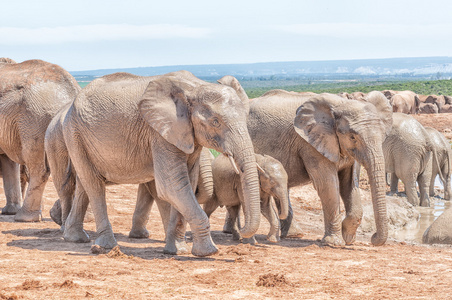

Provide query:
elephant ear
left=139, top=77, right=195, bottom=154
left=294, top=97, right=341, bottom=163
left=217, top=75, right=249, bottom=114
left=364, top=91, right=393, bottom=136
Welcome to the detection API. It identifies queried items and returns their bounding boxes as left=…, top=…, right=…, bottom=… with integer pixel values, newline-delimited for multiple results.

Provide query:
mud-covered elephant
left=384, top=113, right=434, bottom=207
left=424, top=127, right=451, bottom=200
left=0, top=58, right=80, bottom=220
left=423, top=207, right=452, bottom=244
left=390, top=91, right=420, bottom=114
left=198, top=148, right=289, bottom=243
left=419, top=102, right=439, bottom=114
left=216, top=88, right=392, bottom=246
left=56, top=71, right=260, bottom=257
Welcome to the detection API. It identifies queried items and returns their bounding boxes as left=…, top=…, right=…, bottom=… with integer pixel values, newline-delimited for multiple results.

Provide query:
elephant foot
left=242, top=236, right=257, bottom=245
left=322, top=234, right=345, bottom=247
left=266, top=234, right=280, bottom=243
left=94, top=231, right=117, bottom=249
left=2, top=203, right=21, bottom=215
left=342, top=216, right=361, bottom=245
left=163, top=238, right=190, bottom=255
left=49, top=200, right=62, bottom=225
left=280, top=218, right=304, bottom=238
left=64, top=226, right=90, bottom=243
left=14, top=209, right=41, bottom=222
left=191, top=235, right=218, bottom=257
left=420, top=199, right=430, bottom=207
left=129, top=226, right=150, bottom=239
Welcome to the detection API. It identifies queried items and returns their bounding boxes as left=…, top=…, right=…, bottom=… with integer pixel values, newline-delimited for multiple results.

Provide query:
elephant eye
left=211, top=118, right=221, bottom=128
left=350, top=134, right=356, bottom=141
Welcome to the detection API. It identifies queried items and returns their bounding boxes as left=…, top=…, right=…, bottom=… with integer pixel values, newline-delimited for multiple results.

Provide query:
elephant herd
left=0, top=59, right=451, bottom=257
left=342, top=90, right=452, bottom=114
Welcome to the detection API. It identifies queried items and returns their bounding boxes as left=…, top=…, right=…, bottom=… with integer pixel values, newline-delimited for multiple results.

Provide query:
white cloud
left=275, top=23, right=452, bottom=39
left=0, top=24, right=213, bottom=45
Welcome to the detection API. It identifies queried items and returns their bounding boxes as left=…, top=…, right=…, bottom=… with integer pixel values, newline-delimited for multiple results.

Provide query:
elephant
left=216, top=88, right=392, bottom=247
left=440, top=104, right=452, bottom=113
left=423, top=206, right=452, bottom=244
left=390, top=91, right=420, bottom=114
left=424, top=127, right=451, bottom=200
left=0, top=162, right=28, bottom=203
left=198, top=148, right=289, bottom=243
left=0, top=58, right=80, bottom=220
left=57, top=71, right=260, bottom=257
left=419, top=102, right=439, bottom=114
left=384, top=113, right=434, bottom=207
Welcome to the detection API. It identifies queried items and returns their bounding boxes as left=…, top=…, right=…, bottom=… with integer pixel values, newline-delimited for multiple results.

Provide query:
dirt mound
left=256, top=273, right=290, bottom=287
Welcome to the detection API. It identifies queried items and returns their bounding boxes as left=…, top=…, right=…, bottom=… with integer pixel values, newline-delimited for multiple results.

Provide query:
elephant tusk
left=226, top=154, right=240, bottom=175
left=256, top=162, right=266, bottom=174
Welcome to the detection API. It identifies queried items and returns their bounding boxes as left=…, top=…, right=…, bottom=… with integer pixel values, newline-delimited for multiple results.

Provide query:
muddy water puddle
left=391, top=176, right=451, bottom=244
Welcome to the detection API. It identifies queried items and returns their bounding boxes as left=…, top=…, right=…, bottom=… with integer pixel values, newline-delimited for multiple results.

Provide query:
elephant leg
left=280, top=195, right=304, bottom=238
left=155, top=196, right=171, bottom=236
left=0, top=155, right=22, bottom=215
left=152, top=145, right=217, bottom=257
left=401, top=173, right=420, bottom=206
left=163, top=206, right=189, bottom=255
left=222, top=210, right=235, bottom=234
left=339, top=163, right=363, bottom=245
left=202, top=197, right=219, bottom=218
left=63, top=178, right=90, bottom=243
left=429, top=165, right=438, bottom=197
left=227, top=205, right=242, bottom=241
left=390, top=173, right=399, bottom=195
left=418, top=172, right=431, bottom=207
left=261, top=195, right=280, bottom=243
left=19, top=165, right=28, bottom=199
left=305, top=158, right=344, bottom=246
left=442, top=164, right=451, bottom=200
left=129, top=183, right=154, bottom=238
left=14, top=162, right=49, bottom=222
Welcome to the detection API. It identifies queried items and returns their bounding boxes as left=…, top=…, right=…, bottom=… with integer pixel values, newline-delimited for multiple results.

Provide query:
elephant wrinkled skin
left=235, top=90, right=392, bottom=246
left=59, top=71, right=260, bottom=257
left=0, top=59, right=80, bottom=220
left=384, top=113, right=434, bottom=207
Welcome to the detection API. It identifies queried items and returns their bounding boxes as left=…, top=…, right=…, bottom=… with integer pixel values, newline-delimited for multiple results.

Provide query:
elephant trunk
left=231, top=144, right=261, bottom=239
left=362, top=142, right=388, bottom=246
left=195, top=149, right=214, bottom=205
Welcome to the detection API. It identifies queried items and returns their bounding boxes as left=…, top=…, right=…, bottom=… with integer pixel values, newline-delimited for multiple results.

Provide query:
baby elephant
left=199, top=150, right=289, bottom=243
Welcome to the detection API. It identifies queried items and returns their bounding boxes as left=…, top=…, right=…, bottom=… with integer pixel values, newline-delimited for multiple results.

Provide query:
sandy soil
left=1, top=114, right=452, bottom=299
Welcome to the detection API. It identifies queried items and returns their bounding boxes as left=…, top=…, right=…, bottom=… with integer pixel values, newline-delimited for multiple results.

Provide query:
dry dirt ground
left=1, top=114, right=452, bottom=299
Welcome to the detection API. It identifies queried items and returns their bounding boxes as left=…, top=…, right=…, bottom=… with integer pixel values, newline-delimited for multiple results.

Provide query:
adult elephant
left=0, top=58, right=80, bottom=220
left=60, top=71, right=260, bottom=257
left=384, top=113, right=433, bottom=207
left=218, top=86, right=392, bottom=246
left=424, top=127, right=451, bottom=200
left=390, top=91, right=420, bottom=114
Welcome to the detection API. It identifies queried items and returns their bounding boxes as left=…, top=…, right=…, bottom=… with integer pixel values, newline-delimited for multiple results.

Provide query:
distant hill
left=71, top=57, right=452, bottom=83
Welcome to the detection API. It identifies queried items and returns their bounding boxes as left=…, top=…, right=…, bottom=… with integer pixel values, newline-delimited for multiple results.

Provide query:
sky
left=1, top=0, right=452, bottom=71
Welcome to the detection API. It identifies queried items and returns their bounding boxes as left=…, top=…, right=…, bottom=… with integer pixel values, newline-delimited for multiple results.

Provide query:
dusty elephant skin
left=383, top=113, right=435, bottom=207
left=0, top=58, right=81, bottom=221
left=390, top=91, right=420, bottom=114
left=58, top=71, right=260, bottom=257
left=242, top=90, right=392, bottom=246
left=423, top=206, right=452, bottom=244
left=199, top=149, right=289, bottom=243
